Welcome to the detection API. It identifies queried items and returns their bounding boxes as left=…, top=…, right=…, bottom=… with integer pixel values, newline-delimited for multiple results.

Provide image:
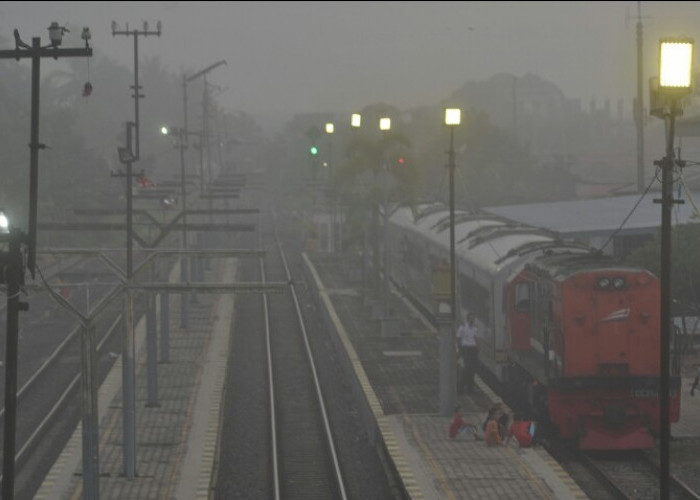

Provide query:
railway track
left=546, top=440, right=700, bottom=500
left=580, top=449, right=700, bottom=500
left=213, top=183, right=397, bottom=499
left=263, top=211, right=347, bottom=499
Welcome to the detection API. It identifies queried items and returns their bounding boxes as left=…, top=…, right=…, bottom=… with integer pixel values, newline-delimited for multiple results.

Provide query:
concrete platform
left=35, top=258, right=237, bottom=500
left=302, top=252, right=589, bottom=500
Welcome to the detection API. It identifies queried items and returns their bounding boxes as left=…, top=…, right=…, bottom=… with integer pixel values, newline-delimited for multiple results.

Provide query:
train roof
left=390, top=204, right=594, bottom=275
left=525, top=251, right=656, bottom=281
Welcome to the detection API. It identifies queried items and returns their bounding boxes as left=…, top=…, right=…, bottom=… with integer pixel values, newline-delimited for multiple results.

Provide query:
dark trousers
left=459, top=346, right=478, bottom=393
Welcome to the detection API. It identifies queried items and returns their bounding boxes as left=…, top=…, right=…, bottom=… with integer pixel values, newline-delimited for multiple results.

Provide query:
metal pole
left=132, top=33, right=140, bottom=160
left=658, top=98, right=677, bottom=500
left=126, top=122, right=134, bottom=279
left=146, top=291, right=159, bottom=406
left=448, top=127, right=457, bottom=331
left=160, top=292, right=170, bottom=362
left=81, top=321, right=99, bottom=500
left=635, top=1, right=645, bottom=193
left=27, top=38, right=40, bottom=279
left=112, top=22, right=162, bottom=161
left=179, top=125, right=189, bottom=329
left=2, top=230, right=26, bottom=500
left=122, top=290, right=136, bottom=478
left=441, top=126, right=457, bottom=417
left=123, top=120, right=137, bottom=478
left=329, top=133, right=335, bottom=253
left=382, top=164, right=389, bottom=319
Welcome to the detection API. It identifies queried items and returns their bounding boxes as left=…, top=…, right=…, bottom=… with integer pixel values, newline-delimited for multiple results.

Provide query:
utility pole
left=111, top=20, right=161, bottom=478
left=111, top=20, right=162, bottom=161
left=630, top=2, right=648, bottom=193
left=0, top=24, right=92, bottom=500
left=187, top=61, right=226, bottom=262
left=116, top=121, right=138, bottom=478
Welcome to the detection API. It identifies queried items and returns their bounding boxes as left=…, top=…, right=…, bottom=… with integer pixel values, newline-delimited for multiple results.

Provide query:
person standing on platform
left=456, top=312, right=479, bottom=394
left=691, top=365, right=700, bottom=396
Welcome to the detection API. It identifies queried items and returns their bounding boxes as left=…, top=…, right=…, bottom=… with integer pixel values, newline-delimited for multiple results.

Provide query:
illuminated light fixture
left=0, top=210, right=9, bottom=234
left=325, top=122, right=334, bottom=134
left=379, top=117, right=391, bottom=131
left=445, top=107, right=461, bottom=126
left=659, top=38, right=694, bottom=92
left=351, top=113, right=361, bottom=128
left=160, top=125, right=170, bottom=135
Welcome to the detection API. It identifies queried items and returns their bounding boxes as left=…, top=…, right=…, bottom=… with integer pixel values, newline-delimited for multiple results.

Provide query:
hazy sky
left=0, top=1, right=698, bottom=121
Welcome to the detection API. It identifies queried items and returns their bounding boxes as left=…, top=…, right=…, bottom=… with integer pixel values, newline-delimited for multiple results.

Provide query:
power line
left=598, top=172, right=658, bottom=254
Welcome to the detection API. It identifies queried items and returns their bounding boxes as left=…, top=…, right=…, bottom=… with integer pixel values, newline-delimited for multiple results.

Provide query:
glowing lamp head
left=659, top=38, right=694, bottom=94
left=351, top=113, right=361, bottom=128
left=379, top=117, right=391, bottom=131
left=325, top=123, right=334, bottom=134
left=0, top=210, right=8, bottom=234
left=445, top=108, right=461, bottom=126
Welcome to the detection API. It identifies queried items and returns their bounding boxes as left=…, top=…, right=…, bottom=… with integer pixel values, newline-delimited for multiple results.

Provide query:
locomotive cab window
left=515, top=282, right=530, bottom=311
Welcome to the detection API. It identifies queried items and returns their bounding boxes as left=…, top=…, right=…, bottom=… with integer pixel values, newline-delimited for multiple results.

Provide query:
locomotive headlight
left=597, top=277, right=611, bottom=289
left=613, top=277, right=626, bottom=289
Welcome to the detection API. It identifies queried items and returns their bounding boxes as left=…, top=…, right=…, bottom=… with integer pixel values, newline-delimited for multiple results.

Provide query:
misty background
left=0, top=1, right=699, bottom=248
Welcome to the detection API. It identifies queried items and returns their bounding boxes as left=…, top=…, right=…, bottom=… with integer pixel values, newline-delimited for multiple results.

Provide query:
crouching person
left=448, top=406, right=479, bottom=440
left=505, top=419, right=540, bottom=448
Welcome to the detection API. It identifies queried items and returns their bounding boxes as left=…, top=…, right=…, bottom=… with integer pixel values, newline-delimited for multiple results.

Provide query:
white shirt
left=456, top=321, right=478, bottom=347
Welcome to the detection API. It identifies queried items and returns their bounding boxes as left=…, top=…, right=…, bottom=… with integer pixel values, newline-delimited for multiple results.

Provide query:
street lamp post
left=185, top=61, right=226, bottom=276
left=379, top=117, right=392, bottom=336
left=325, top=122, right=335, bottom=252
left=0, top=25, right=92, bottom=500
left=351, top=114, right=368, bottom=294
left=161, top=124, right=190, bottom=329
left=441, top=107, right=461, bottom=416
left=651, top=37, right=693, bottom=500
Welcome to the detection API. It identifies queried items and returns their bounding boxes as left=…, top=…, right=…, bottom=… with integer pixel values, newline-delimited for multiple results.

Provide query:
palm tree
left=338, top=125, right=418, bottom=294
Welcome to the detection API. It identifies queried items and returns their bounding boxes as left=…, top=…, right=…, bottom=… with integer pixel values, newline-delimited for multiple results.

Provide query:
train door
left=507, top=276, right=532, bottom=351
left=531, top=279, right=554, bottom=378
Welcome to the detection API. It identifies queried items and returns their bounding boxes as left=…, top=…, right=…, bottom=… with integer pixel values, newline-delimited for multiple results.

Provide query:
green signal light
left=310, top=146, right=318, bottom=155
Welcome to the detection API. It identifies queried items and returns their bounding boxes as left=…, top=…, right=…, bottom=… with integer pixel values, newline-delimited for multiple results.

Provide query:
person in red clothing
left=448, top=406, right=478, bottom=440
left=504, top=419, right=539, bottom=448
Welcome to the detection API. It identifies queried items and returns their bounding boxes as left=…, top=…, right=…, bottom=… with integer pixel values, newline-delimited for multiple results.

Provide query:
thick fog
left=1, top=1, right=697, bottom=127
left=1, top=1, right=699, bottom=233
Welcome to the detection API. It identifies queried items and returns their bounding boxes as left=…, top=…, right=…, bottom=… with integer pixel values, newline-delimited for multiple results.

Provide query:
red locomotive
left=387, top=203, right=680, bottom=450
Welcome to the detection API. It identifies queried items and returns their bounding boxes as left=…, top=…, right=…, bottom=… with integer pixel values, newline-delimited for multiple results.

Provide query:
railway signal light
left=309, top=145, right=318, bottom=156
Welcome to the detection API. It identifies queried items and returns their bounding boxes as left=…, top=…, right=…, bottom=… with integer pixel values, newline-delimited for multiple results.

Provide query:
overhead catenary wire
left=597, top=172, right=658, bottom=254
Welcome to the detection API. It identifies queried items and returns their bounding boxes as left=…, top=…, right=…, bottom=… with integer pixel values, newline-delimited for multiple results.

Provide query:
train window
left=459, top=274, right=490, bottom=327
left=515, top=282, right=530, bottom=311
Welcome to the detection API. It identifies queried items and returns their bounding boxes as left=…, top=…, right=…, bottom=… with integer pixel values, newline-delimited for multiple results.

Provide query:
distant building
left=484, top=189, right=700, bottom=259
